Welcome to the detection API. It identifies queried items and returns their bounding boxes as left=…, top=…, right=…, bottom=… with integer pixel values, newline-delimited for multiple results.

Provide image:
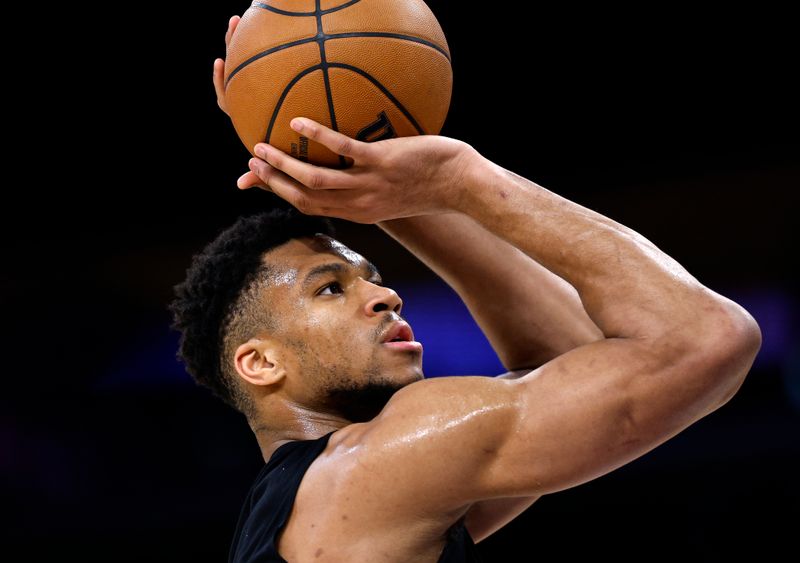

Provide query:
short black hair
left=169, top=208, right=335, bottom=416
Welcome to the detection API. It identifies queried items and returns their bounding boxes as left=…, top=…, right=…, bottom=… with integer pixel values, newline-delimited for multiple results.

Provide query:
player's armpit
left=463, top=495, right=542, bottom=544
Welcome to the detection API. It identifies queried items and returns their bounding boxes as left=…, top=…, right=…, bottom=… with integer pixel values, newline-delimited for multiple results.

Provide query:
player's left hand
left=212, top=15, right=240, bottom=116
left=237, top=118, right=478, bottom=224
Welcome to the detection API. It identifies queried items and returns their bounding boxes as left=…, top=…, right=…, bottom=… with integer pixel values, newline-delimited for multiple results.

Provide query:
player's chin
left=402, top=362, right=425, bottom=385
left=383, top=343, right=423, bottom=372
left=381, top=356, right=424, bottom=383
left=377, top=341, right=423, bottom=379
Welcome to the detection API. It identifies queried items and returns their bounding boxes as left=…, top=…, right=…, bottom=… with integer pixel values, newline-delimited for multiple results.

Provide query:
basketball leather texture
left=224, top=0, right=452, bottom=167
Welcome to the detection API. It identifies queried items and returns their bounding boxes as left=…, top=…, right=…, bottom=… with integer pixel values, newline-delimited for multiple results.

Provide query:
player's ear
left=234, top=338, right=286, bottom=386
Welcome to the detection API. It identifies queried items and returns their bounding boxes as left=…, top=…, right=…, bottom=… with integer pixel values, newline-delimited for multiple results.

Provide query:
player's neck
left=250, top=407, right=350, bottom=462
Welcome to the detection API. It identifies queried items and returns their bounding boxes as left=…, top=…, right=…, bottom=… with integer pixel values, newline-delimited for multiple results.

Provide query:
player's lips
left=381, top=321, right=414, bottom=343
left=380, top=322, right=422, bottom=352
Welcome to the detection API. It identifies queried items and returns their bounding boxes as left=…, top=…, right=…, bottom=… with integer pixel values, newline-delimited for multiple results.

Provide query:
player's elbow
left=696, top=300, right=762, bottom=405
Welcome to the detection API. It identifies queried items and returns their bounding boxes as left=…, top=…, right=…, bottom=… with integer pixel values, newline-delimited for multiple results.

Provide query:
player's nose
left=363, top=282, right=403, bottom=316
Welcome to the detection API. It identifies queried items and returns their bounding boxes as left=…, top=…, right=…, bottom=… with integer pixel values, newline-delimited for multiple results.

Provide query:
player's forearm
left=453, top=152, right=747, bottom=340
left=377, top=214, right=602, bottom=369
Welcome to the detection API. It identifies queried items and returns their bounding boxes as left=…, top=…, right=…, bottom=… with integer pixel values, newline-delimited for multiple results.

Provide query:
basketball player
left=174, top=16, right=760, bottom=562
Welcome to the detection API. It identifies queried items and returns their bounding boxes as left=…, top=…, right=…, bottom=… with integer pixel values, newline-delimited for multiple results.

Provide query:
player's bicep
left=341, top=336, right=725, bottom=519
left=478, top=336, right=729, bottom=499
left=341, top=361, right=625, bottom=518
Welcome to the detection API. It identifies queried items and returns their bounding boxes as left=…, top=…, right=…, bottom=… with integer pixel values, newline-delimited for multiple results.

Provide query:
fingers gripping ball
left=223, top=0, right=452, bottom=167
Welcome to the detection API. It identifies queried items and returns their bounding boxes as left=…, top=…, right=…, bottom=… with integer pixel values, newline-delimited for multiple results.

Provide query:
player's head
left=170, top=208, right=423, bottom=427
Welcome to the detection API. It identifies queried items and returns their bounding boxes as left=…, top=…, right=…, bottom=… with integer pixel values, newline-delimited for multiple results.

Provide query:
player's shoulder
left=320, top=373, right=523, bottom=493
left=279, top=378, right=506, bottom=559
left=283, top=372, right=531, bottom=556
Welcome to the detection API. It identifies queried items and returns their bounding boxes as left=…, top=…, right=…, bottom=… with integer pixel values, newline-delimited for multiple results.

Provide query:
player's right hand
left=240, top=118, right=481, bottom=224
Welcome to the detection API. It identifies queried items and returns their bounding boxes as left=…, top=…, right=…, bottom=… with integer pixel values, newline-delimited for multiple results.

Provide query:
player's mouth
left=380, top=321, right=423, bottom=352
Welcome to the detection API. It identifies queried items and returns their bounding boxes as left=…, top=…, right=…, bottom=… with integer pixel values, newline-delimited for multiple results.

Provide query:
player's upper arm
left=331, top=330, right=750, bottom=521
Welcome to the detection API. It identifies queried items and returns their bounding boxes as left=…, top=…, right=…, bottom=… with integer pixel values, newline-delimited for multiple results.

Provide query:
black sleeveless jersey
left=228, top=431, right=482, bottom=562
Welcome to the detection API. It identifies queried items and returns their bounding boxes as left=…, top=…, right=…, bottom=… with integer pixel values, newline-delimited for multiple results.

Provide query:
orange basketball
left=223, top=0, right=452, bottom=167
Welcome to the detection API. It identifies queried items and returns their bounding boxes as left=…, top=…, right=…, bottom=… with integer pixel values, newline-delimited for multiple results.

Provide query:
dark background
left=5, top=2, right=798, bottom=561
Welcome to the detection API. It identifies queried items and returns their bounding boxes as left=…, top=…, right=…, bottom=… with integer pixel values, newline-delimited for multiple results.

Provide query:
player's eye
left=318, top=281, right=344, bottom=296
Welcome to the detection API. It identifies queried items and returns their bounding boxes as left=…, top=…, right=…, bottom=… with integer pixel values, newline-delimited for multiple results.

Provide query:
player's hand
left=213, top=15, right=240, bottom=116
left=237, top=118, right=479, bottom=224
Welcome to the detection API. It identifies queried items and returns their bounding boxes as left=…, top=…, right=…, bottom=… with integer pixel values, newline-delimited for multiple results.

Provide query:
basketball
left=223, top=0, right=452, bottom=167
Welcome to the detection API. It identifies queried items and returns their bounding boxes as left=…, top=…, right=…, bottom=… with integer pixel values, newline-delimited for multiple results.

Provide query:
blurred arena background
left=4, top=2, right=798, bottom=561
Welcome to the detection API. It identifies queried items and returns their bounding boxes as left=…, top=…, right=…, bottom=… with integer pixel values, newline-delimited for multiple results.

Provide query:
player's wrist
left=449, top=149, right=509, bottom=218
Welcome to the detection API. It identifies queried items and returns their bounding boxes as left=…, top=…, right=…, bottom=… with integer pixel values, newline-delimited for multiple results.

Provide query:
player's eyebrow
left=365, top=261, right=381, bottom=282
left=301, top=260, right=382, bottom=291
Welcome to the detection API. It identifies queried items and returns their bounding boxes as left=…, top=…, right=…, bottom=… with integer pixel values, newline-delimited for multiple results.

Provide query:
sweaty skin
left=239, top=235, right=423, bottom=446
left=214, top=14, right=760, bottom=561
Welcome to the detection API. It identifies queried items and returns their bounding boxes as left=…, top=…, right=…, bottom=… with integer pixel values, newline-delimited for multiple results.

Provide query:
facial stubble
left=291, top=337, right=411, bottom=423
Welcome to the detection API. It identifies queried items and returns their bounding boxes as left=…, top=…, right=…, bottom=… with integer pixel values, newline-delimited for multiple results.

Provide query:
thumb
left=237, top=170, right=269, bottom=191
